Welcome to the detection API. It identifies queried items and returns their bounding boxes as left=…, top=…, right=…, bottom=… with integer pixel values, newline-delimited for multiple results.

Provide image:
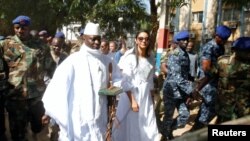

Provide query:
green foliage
left=0, top=0, right=61, bottom=35
left=222, top=0, right=249, bottom=8
left=169, top=0, right=187, bottom=8
left=0, top=0, right=151, bottom=40
left=92, top=0, right=151, bottom=39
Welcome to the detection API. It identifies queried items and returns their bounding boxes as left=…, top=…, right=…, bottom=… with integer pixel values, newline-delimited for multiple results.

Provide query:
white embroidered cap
left=84, top=22, right=101, bottom=36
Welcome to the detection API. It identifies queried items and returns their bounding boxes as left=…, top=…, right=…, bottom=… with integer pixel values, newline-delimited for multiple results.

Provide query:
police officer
left=54, top=31, right=71, bottom=55
left=191, top=25, right=231, bottom=130
left=0, top=15, right=51, bottom=141
left=216, top=37, right=250, bottom=123
left=161, top=31, right=195, bottom=140
left=0, top=36, right=9, bottom=141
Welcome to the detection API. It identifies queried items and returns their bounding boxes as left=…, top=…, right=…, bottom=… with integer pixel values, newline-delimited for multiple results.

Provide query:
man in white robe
left=42, top=22, right=118, bottom=141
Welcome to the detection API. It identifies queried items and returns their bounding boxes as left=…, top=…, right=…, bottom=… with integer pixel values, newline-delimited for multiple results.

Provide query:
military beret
left=12, top=15, right=31, bottom=26
left=173, top=35, right=178, bottom=43
left=55, top=32, right=65, bottom=39
left=176, top=31, right=189, bottom=41
left=216, top=25, right=231, bottom=40
left=232, top=37, right=250, bottom=50
left=38, top=30, right=48, bottom=36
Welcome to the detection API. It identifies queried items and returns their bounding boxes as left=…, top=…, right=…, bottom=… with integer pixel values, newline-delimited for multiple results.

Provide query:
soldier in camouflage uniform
left=44, top=36, right=68, bottom=85
left=44, top=36, right=68, bottom=141
left=191, top=25, right=231, bottom=130
left=216, top=37, right=250, bottom=123
left=161, top=31, right=196, bottom=140
left=0, top=36, right=9, bottom=141
left=0, top=15, right=51, bottom=141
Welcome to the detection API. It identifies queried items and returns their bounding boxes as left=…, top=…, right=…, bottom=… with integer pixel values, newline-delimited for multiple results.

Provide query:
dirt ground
left=4, top=111, right=51, bottom=141
left=4, top=95, right=203, bottom=141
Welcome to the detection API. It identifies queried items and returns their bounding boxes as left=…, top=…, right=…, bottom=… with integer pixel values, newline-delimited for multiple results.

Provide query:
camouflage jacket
left=0, top=35, right=50, bottom=99
left=216, top=53, right=250, bottom=121
left=45, top=49, right=68, bottom=79
left=164, top=46, right=193, bottom=98
left=0, top=47, right=9, bottom=91
left=197, top=39, right=224, bottom=86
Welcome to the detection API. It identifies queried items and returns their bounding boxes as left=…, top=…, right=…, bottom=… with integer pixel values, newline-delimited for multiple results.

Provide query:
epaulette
left=172, top=48, right=179, bottom=56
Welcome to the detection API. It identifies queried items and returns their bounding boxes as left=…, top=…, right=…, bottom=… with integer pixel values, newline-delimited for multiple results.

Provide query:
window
left=223, top=9, right=240, bottom=21
left=244, top=11, right=250, bottom=22
left=192, top=12, right=203, bottom=23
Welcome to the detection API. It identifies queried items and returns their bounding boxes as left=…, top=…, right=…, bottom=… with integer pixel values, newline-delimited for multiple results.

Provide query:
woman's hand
left=131, top=100, right=139, bottom=112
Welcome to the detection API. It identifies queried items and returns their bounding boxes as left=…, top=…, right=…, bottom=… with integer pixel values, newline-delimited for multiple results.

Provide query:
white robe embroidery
left=42, top=45, right=112, bottom=141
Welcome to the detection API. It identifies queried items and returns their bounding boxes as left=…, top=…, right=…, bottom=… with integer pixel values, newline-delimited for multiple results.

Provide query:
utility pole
left=155, top=0, right=169, bottom=76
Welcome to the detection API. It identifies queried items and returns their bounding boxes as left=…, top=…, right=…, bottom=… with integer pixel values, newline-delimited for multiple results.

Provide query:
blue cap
left=12, top=15, right=31, bottom=26
left=172, top=35, right=178, bottom=43
left=55, top=32, right=65, bottom=39
left=216, top=25, right=231, bottom=40
left=79, top=29, right=84, bottom=36
left=176, top=31, right=189, bottom=41
left=232, top=37, right=250, bottom=50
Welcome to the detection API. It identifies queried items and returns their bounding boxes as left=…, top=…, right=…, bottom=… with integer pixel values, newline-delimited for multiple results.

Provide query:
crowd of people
left=0, top=15, right=249, bottom=141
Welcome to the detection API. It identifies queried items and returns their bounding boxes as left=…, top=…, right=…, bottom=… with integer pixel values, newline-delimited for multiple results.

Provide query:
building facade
left=169, top=0, right=250, bottom=47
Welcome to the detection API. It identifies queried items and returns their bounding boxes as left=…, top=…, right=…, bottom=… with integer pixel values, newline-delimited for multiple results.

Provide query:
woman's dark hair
left=134, top=30, right=151, bottom=56
left=133, top=30, right=152, bottom=67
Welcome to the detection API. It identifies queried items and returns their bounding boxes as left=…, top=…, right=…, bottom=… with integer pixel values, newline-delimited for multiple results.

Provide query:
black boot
left=0, top=134, right=7, bottom=141
left=161, top=130, right=174, bottom=141
left=171, top=118, right=185, bottom=130
left=167, top=132, right=174, bottom=140
left=190, top=121, right=205, bottom=132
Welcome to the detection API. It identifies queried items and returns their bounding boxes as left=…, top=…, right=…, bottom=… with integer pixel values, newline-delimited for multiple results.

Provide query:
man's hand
left=191, top=89, right=202, bottom=101
left=186, top=97, right=193, bottom=106
left=41, top=115, right=51, bottom=125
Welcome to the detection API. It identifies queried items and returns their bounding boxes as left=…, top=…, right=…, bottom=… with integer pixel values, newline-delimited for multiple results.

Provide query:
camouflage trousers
left=215, top=89, right=250, bottom=123
left=161, top=96, right=190, bottom=137
left=5, top=96, right=45, bottom=141
left=195, top=84, right=217, bottom=124
left=0, top=92, right=6, bottom=136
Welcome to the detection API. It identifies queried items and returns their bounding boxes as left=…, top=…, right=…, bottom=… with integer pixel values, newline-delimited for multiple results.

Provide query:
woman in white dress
left=112, top=30, right=160, bottom=141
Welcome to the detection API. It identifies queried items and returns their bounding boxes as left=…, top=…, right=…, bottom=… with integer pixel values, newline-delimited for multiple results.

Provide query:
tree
left=0, top=0, right=151, bottom=39
left=0, top=0, right=63, bottom=35
left=222, top=0, right=249, bottom=8
left=87, top=0, right=149, bottom=39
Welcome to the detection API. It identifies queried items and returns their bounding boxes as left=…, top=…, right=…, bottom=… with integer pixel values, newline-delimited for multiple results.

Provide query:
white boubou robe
left=112, top=48, right=160, bottom=141
left=42, top=45, right=122, bottom=141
